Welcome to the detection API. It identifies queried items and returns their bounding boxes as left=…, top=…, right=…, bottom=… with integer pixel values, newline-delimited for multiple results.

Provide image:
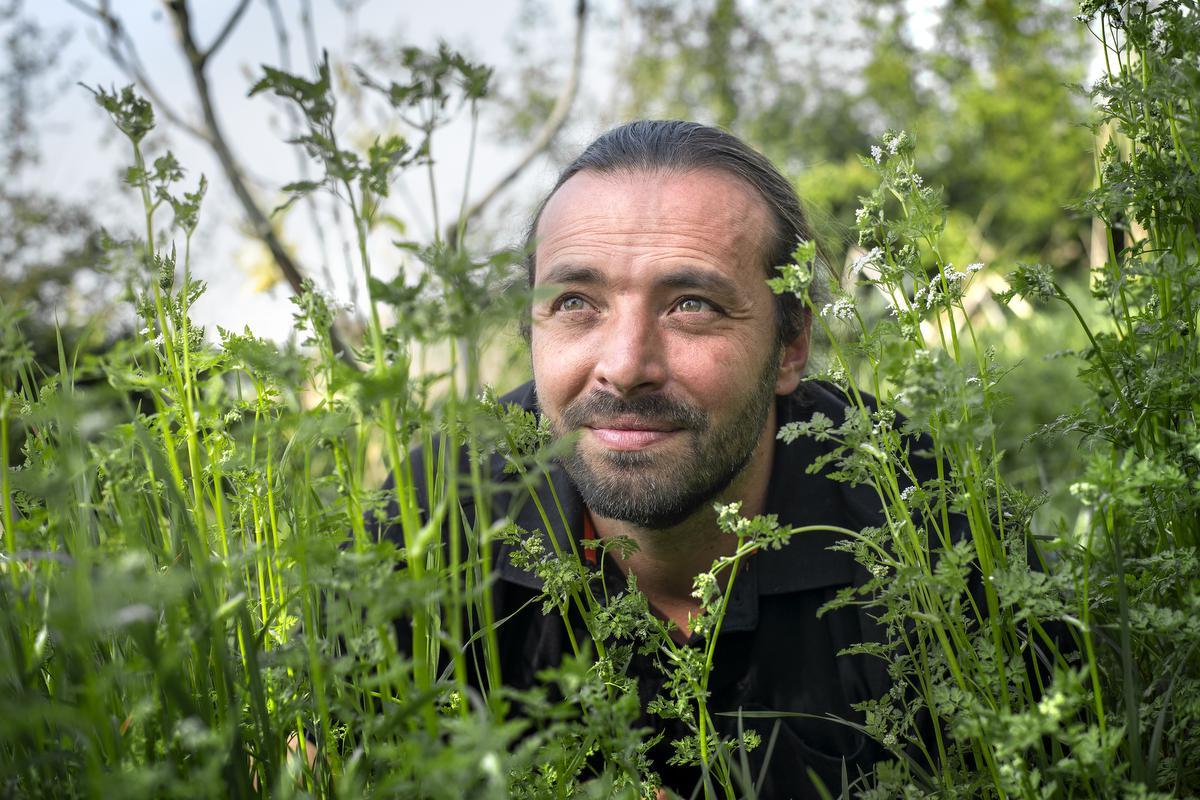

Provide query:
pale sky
left=23, top=1, right=946, bottom=343
left=29, top=0, right=594, bottom=341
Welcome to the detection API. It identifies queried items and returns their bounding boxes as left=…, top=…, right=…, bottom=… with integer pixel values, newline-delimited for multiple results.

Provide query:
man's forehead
left=533, top=167, right=774, bottom=272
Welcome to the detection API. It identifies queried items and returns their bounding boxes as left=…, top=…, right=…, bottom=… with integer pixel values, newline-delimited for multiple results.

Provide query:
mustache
left=559, top=390, right=708, bottom=431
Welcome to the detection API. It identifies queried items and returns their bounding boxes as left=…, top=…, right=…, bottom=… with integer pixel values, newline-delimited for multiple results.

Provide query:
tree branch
left=162, top=0, right=358, bottom=365
left=66, top=0, right=213, bottom=144
left=443, top=0, right=588, bottom=246
left=201, top=0, right=252, bottom=68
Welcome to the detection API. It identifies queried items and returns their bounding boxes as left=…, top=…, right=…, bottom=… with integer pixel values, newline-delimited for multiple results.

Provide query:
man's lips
left=584, top=419, right=681, bottom=451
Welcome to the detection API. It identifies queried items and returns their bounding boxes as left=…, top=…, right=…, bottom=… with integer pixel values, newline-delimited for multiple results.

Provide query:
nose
left=592, top=307, right=668, bottom=396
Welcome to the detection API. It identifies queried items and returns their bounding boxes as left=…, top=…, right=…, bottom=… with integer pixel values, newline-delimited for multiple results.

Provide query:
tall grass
left=1, top=3, right=1198, bottom=797
left=764, top=3, right=1200, bottom=796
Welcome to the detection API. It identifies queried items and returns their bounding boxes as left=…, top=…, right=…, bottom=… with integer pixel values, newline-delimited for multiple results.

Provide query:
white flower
left=883, top=130, right=907, bottom=155
left=967, top=262, right=984, bottom=274
left=480, top=752, right=501, bottom=780
left=854, top=206, right=870, bottom=225
left=1150, top=17, right=1169, bottom=53
left=821, top=298, right=856, bottom=321
left=943, top=266, right=968, bottom=285
left=316, top=288, right=356, bottom=314
left=1038, top=690, right=1069, bottom=721
left=691, top=572, right=719, bottom=602
left=849, top=247, right=883, bottom=279
left=912, top=284, right=942, bottom=311
left=870, top=145, right=884, bottom=163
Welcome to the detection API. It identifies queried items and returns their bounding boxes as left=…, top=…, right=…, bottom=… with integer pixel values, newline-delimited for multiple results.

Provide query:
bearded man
left=383, top=120, right=935, bottom=797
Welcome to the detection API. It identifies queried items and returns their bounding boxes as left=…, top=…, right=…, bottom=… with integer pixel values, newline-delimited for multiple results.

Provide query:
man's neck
left=589, top=407, right=778, bottom=636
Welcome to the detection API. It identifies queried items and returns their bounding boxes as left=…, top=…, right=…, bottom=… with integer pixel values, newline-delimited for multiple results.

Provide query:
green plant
left=0, top=57, right=659, bottom=797
left=761, top=2, right=1200, bottom=794
left=3, top=3, right=1198, bottom=796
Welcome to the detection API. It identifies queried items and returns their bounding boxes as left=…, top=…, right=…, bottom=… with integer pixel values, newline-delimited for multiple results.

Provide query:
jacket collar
left=493, top=381, right=869, bottom=598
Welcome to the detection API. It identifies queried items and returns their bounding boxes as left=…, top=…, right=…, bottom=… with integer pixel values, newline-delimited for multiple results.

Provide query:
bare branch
left=162, top=0, right=359, bottom=366
left=65, top=0, right=212, bottom=144
left=201, top=0, right=252, bottom=67
left=444, top=0, right=588, bottom=246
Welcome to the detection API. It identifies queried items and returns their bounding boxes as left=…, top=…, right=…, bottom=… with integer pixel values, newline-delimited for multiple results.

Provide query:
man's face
left=530, top=168, right=806, bottom=529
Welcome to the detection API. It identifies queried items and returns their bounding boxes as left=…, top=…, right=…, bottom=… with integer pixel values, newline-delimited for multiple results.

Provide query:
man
left=389, top=120, right=917, bottom=797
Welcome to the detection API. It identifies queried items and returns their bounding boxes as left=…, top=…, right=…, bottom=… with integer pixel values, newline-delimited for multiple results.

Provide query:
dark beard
left=551, top=358, right=779, bottom=530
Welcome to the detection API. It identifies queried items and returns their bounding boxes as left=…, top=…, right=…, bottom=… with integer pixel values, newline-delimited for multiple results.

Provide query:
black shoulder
left=498, top=380, right=538, bottom=412
left=365, top=381, right=539, bottom=547
left=781, top=379, right=946, bottom=529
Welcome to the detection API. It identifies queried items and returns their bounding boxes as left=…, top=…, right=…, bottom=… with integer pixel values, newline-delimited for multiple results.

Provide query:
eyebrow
left=653, top=268, right=740, bottom=298
left=538, top=264, right=607, bottom=287
left=538, top=264, right=740, bottom=298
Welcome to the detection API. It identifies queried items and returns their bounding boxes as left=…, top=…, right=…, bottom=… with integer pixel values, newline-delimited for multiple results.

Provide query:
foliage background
left=7, top=0, right=1193, bottom=797
left=6, top=0, right=1100, bottom=515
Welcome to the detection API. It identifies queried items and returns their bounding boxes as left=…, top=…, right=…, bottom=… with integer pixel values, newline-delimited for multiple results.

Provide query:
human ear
left=774, top=327, right=810, bottom=395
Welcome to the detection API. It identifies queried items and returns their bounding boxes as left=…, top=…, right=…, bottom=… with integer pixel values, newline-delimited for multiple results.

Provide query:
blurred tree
left=601, top=0, right=1093, bottom=273
left=0, top=1, right=112, bottom=360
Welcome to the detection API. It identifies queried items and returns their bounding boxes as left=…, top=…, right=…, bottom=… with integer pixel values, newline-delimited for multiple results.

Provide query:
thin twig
left=443, top=0, right=588, bottom=246
left=201, top=0, right=253, bottom=68
left=161, top=0, right=359, bottom=367
left=66, top=0, right=212, bottom=144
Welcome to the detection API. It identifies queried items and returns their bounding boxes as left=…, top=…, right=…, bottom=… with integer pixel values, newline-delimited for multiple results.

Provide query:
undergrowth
left=1, top=3, right=1197, bottom=797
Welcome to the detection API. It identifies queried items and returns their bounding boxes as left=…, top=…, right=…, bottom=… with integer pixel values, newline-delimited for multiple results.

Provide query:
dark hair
left=522, top=119, right=826, bottom=347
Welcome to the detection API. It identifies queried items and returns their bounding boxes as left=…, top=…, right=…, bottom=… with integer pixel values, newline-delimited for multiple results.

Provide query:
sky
left=27, top=0, right=589, bottom=341
left=20, top=0, right=958, bottom=344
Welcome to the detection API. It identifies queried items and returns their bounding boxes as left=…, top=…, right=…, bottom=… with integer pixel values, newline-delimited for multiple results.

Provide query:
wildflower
left=870, top=145, right=884, bottom=163
left=942, top=266, right=968, bottom=285
left=1037, top=690, right=1069, bottom=721
left=1150, top=17, right=1169, bottom=54
left=883, top=129, right=909, bottom=155
left=820, top=298, right=856, bottom=321
left=480, top=752, right=501, bottom=780
left=691, top=572, right=719, bottom=604
left=912, top=284, right=942, bottom=311
left=823, top=364, right=847, bottom=385
left=854, top=206, right=870, bottom=225
left=849, top=247, right=883, bottom=279
left=767, top=259, right=813, bottom=295
left=316, top=288, right=353, bottom=314
left=967, top=262, right=984, bottom=274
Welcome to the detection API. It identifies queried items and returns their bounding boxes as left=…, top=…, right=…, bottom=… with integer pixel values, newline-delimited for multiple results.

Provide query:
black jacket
left=378, top=379, right=944, bottom=798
